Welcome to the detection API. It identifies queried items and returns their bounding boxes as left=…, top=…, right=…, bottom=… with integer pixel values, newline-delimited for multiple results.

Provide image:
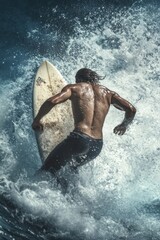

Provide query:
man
left=32, top=68, right=136, bottom=174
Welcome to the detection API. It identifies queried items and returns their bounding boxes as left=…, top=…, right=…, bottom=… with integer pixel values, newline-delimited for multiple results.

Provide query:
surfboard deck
left=33, top=60, right=73, bottom=162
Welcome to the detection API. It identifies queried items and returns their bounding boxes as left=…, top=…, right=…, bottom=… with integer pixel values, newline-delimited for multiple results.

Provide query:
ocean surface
left=0, top=0, right=160, bottom=239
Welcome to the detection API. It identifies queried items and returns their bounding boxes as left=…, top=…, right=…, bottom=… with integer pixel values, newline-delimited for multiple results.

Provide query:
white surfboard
left=33, top=60, right=73, bottom=162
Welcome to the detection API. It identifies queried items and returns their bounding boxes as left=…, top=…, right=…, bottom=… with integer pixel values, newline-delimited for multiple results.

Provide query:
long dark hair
left=75, top=68, right=104, bottom=83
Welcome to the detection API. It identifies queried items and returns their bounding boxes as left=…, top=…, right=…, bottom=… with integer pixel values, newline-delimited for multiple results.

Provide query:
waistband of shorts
left=72, top=130, right=103, bottom=142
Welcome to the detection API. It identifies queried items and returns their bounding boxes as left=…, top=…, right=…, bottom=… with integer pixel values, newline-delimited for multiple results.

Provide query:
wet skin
left=32, top=82, right=136, bottom=139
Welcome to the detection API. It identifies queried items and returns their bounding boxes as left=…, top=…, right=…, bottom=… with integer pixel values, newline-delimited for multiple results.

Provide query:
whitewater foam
left=0, top=2, right=160, bottom=239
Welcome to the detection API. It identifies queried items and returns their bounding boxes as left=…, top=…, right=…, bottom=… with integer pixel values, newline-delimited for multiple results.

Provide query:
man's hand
left=113, top=124, right=126, bottom=135
left=32, top=119, right=43, bottom=131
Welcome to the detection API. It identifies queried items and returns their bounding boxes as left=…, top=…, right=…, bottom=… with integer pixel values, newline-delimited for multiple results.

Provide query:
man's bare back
left=70, top=82, right=136, bottom=138
left=32, top=68, right=136, bottom=173
left=65, top=83, right=112, bottom=139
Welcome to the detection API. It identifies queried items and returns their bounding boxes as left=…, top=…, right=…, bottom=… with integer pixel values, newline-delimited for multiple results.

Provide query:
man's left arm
left=111, top=92, right=136, bottom=135
left=32, top=85, right=72, bottom=131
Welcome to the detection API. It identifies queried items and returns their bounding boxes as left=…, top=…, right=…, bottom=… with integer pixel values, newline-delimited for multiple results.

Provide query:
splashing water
left=0, top=1, right=160, bottom=240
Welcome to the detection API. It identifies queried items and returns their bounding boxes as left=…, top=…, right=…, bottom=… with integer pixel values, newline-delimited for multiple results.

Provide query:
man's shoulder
left=62, top=83, right=76, bottom=90
left=67, top=83, right=86, bottom=89
left=62, top=83, right=82, bottom=94
left=97, top=84, right=114, bottom=94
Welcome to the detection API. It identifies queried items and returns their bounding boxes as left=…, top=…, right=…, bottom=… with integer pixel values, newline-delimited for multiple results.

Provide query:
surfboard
left=33, top=60, right=73, bottom=162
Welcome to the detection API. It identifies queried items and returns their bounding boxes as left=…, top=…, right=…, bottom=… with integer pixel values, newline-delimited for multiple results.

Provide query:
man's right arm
left=111, top=92, right=136, bottom=135
left=32, top=85, right=72, bottom=131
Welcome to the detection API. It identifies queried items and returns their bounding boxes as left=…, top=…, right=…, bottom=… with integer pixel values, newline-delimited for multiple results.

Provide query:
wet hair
left=75, top=68, right=104, bottom=83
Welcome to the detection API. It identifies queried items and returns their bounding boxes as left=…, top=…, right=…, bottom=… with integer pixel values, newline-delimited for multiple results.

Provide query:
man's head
left=75, top=68, right=103, bottom=84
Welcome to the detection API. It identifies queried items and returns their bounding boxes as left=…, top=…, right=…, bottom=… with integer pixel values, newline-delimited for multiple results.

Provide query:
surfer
left=32, top=68, right=136, bottom=174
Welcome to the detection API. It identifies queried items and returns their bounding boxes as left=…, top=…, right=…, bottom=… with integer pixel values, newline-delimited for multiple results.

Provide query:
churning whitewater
left=0, top=1, right=160, bottom=239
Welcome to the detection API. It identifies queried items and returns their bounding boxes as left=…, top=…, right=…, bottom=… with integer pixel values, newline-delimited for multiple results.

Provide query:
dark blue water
left=0, top=0, right=160, bottom=239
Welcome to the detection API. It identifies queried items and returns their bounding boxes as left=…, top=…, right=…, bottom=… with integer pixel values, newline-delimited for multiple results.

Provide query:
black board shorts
left=41, top=130, right=103, bottom=173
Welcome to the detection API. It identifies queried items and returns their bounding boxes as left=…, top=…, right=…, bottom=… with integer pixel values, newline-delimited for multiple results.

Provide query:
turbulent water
left=0, top=0, right=160, bottom=239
